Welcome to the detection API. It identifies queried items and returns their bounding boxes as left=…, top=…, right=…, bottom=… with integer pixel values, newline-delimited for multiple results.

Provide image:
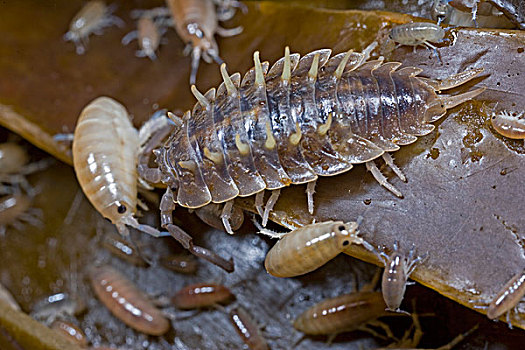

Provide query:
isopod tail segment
left=469, top=268, right=525, bottom=329
left=137, top=111, right=234, bottom=272
left=368, top=68, right=485, bottom=199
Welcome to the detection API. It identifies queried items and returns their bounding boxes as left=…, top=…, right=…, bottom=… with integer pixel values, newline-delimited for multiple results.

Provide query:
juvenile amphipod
left=376, top=241, right=425, bottom=313
left=229, top=306, right=269, bottom=350
left=491, top=109, right=525, bottom=139
left=389, top=22, right=445, bottom=52
left=159, top=254, right=198, bottom=274
left=293, top=291, right=387, bottom=336
left=261, top=220, right=371, bottom=278
left=31, top=292, right=86, bottom=325
left=171, top=283, right=234, bottom=309
left=122, top=14, right=166, bottom=60
left=102, top=234, right=148, bottom=267
left=0, top=194, right=43, bottom=237
left=63, top=1, right=124, bottom=55
left=0, top=142, right=51, bottom=195
left=166, top=0, right=244, bottom=84
left=138, top=45, right=485, bottom=235
left=471, top=269, right=525, bottom=327
left=51, top=320, right=88, bottom=347
left=89, top=265, right=170, bottom=335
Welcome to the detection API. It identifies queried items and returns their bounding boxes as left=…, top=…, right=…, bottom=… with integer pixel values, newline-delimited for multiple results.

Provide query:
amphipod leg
left=382, top=153, right=406, bottom=182
left=365, top=161, right=403, bottom=198
left=305, top=180, right=316, bottom=215
left=160, top=187, right=234, bottom=272
left=262, top=189, right=280, bottom=227
left=220, top=200, right=234, bottom=235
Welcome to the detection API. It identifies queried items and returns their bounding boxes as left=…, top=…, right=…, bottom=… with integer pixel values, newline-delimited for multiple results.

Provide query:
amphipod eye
left=117, top=204, right=127, bottom=214
left=342, top=240, right=350, bottom=247
left=337, top=225, right=347, bottom=232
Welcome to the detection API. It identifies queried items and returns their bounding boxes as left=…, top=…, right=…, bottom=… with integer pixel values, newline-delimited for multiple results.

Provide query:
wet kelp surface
left=0, top=0, right=524, bottom=348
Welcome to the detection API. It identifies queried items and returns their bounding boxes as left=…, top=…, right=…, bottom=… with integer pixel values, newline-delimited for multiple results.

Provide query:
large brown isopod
left=138, top=43, right=486, bottom=237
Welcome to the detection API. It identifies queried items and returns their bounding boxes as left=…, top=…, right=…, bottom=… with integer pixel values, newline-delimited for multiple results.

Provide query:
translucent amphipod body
left=122, top=14, right=166, bottom=60
left=261, top=220, right=371, bottom=278
left=389, top=22, right=445, bottom=52
left=491, top=110, right=525, bottom=139
left=63, top=1, right=124, bottom=55
left=72, top=97, right=164, bottom=239
left=166, top=0, right=243, bottom=84
left=471, top=269, right=525, bottom=327
left=0, top=194, right=42, bottom=237
left=377, top=241, right=425, bottom=313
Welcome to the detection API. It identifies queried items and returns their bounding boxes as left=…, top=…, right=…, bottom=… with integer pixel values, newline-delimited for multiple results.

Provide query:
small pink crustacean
left=63, top=1, right=124, bottom=55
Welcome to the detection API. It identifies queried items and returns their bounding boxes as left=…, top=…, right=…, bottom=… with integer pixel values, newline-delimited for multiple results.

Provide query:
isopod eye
left=117, top=204, right=127, bottom=214
left=338, top=225, right=346, bottom=232
left=342, top=240, right=350, bottom=246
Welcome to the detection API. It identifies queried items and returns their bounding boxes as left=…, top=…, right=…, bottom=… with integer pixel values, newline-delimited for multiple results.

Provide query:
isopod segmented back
left=154, top=43, right=485, bottom=211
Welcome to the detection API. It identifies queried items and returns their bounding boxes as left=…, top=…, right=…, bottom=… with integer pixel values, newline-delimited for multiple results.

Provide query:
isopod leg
left=382, top=153, right=406, bottom=182
left=306, top=181, right=316, bottom=215
left=262, top=189, right=280, bottom=227
left=137, top=118, right=174, bottom=185
left=252, top=215, right=287, bottom=239
left=254, top=191, right=264, bottom=218
left=365, top=161, right=403, bottom=198
left=220, top=200, right=234, bottom=234
left=160, top=188, right=234, bottom=272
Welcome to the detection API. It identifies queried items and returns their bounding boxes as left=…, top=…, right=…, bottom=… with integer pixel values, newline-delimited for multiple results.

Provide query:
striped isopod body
left=139, top=44, right=485, bottom=235
left=64, top=1, right=124, bottom=55
left=293, top=291, right=387, bottom=335
left=89, top=265, right=170, bottom=335
left=229, top=306, right=269, bottom=350
left=261, top=220, right=369, bottom=278
left=491, top=110, right=525, bottom=139
left=72, top=97, right=165, bottom=239
left=171, top=283, right=234, bottom=309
